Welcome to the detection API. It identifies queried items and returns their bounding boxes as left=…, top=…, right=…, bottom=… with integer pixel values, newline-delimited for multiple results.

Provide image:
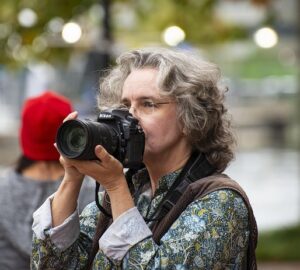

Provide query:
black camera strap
left=95, top=183, right=112, bottom=217
left=146, top=151, right=215, bottom=226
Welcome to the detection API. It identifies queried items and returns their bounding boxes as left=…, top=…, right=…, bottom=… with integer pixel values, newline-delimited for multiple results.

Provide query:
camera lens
left=56, top=120, right=88, bottom=158
left=56, top=119, right=118, bottom=160
left=65, top=126, right=87, bottom=153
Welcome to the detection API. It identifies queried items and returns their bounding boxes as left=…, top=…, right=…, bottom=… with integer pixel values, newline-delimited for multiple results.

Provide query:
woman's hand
left=62, top=145, right=133, bottom=221
left=93, top=145, right=126, bottom=191
left=92, top=145, right=134, bottom=220
left=62, top=145, right=125, bottom=192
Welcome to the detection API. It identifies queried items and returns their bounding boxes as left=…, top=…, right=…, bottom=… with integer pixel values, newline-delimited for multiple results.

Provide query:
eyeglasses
left=119, top=100, right=175, bottom=116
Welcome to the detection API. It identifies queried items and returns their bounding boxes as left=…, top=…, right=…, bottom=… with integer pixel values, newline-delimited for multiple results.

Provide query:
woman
left=31, top=48, right=257, bottom=269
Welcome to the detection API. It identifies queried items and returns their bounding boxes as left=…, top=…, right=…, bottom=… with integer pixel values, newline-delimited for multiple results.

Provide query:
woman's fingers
left=63, top=111, right=78, bottom=122
left=95, top=145, right=114, bottom=165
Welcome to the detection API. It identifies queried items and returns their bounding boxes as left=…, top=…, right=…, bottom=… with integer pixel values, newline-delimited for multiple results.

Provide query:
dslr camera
left=56, top=109, right=145, bottom=169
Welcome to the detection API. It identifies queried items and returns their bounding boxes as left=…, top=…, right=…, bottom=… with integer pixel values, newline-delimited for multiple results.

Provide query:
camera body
left=56, top=109, right=145, bottom=169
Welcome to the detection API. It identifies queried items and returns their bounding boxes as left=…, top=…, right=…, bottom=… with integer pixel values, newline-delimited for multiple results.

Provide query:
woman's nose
left=129, top=106, right=137, bottom=117
left=129, top=105, right=141, bottom=120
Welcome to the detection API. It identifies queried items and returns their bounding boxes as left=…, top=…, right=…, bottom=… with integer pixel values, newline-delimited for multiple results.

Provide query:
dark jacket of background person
left=0, top=91, right=95, bottom=270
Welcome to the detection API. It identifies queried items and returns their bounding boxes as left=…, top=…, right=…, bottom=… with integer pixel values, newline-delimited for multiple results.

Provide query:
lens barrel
left=56, top=119, right=118, bottom=160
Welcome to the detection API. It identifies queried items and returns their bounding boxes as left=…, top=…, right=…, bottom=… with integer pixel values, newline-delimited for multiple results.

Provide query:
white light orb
left=62, top=22, right=82, bottom=44
left=254, top=27, right=278, bottom=49
left=18, top=8, right=38, bottom=28
left=162, top=26, right=185, bottom=47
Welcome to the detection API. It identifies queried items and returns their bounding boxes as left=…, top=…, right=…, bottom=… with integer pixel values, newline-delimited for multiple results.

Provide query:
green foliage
left=133, top=0, right=246, bottom=44
left=0, top=0, right=248, bottom=67
left=257, top=224, right=300, bottom=261
left=0, top=0, right=98, bottom=67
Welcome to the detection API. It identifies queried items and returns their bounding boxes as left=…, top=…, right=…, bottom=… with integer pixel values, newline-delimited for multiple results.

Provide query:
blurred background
left=0, top=0, right=299, bottom=267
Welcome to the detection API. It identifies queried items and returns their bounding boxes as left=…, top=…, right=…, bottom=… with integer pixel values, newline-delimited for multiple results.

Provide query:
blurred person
left=31, top=48, right=257, bottom=269
left=0, top=91, right=95, bottom=270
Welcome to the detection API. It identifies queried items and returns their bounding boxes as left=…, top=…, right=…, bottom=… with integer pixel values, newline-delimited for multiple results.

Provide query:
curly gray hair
left=98, top=47, right=235, bottom=172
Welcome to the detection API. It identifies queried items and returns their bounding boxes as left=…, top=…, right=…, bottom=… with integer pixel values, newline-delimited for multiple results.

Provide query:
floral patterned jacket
left=31, top=169, right=249, bottom=269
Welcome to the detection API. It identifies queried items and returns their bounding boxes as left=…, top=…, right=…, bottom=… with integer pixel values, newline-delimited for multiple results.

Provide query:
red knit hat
left=20, top=91, right=73, bottom=161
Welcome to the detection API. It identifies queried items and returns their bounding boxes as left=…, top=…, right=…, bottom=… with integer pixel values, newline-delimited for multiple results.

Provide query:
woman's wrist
left=104, top=175, right=128, bottom=192
left=51, top=175, right=84, bottom=227
left=63, top=172, right=84, bottom=184
left=106, top=179, right=135, bottom=220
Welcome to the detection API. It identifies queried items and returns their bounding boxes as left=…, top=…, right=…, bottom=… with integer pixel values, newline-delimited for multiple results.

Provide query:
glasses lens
left=119, top=101, right=157, bottom=116
left=138, top=101, right=155, bottom=115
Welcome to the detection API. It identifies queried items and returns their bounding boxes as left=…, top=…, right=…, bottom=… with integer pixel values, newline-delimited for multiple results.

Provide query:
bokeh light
left=47, top=17, right=64, bottom=34
left=253, top=27, right=278, bottom=49
left=62, top=22, right=82, bottom=44
left=0, top=23, right=12, bottom=39
left=162, top=26, right=185, bottom=47
left=18, top=8, right=38, bottom=28
left=32, top=36, right=48, bottom=53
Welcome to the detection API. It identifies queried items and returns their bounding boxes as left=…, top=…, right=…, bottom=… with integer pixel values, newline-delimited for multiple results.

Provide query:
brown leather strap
left=151, top=174, right=257, bottom=269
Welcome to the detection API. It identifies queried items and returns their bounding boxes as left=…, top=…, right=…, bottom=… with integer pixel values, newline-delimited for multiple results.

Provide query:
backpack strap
left=151, top=174, right=257, bottom=270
